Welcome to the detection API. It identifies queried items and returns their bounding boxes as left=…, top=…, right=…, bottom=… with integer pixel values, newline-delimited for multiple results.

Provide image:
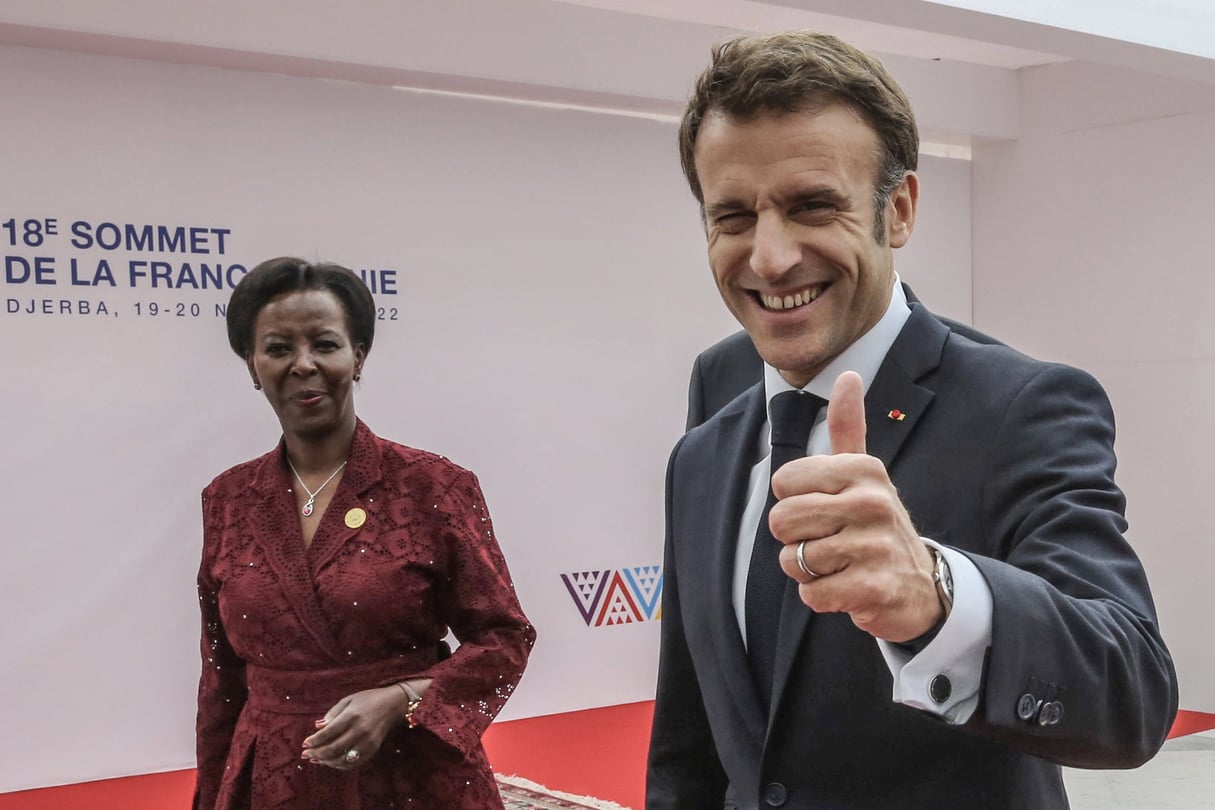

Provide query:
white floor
left=1065, top=731, right=1215, bottom=809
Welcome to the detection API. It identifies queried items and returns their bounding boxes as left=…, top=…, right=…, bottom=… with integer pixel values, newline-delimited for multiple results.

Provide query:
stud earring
left=253, top=382, right=262, bottom=390
left=354, top=373, right=361, bottom=382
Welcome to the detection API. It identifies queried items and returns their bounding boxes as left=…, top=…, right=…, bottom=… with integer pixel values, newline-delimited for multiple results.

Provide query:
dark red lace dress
left=194, top=420, right=535, bottom=809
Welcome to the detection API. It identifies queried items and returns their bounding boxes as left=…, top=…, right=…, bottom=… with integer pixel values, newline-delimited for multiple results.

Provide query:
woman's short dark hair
left=226, top=257, right=376, bottom=359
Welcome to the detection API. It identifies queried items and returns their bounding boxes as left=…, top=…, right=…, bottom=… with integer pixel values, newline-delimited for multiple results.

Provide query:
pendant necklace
left=286, top=458, right=348, bottom=517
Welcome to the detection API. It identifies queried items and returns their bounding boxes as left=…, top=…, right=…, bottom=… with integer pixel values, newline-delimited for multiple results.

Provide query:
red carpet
left=0, top=701, right=652, bottom=810
left=1166, top=708, right=1215, bottom=739
left=483, top=701, right=651, bottom=808
left=0, top=770, right=197, bottom=810
left=3, top=704, right=1212, bottom=809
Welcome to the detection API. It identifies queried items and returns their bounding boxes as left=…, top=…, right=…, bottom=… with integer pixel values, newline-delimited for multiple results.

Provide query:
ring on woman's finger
left=796, top=541, right=822, bottom=579
left=344, top=748, right=361, bottom=764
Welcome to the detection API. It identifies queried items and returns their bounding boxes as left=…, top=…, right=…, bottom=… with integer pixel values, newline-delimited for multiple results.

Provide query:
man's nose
left=749, top=215, right=800, bottom=281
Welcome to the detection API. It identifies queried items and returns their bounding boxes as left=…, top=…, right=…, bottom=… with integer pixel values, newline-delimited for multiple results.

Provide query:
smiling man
left=646, top=31, right=1177, bottom=810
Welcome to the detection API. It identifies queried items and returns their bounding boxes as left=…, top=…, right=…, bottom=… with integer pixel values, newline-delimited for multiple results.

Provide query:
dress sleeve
left=192, top=488, right=248, bottom=810
left=404, top=469, right=535, bottom=758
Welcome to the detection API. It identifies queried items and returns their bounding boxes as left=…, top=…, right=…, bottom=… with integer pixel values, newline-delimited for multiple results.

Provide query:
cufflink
left=929, top=674, right=952, bottom=704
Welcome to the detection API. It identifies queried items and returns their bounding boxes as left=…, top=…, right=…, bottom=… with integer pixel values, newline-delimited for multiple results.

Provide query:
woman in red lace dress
left=194, top=257, right=535, bottom=809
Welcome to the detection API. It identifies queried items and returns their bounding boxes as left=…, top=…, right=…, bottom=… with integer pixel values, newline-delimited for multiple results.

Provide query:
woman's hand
left=301, top=685, right=409, bottom=769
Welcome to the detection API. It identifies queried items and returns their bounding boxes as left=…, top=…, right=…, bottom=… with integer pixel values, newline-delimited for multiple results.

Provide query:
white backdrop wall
left=972, top=60, right=1215, bottom=714
left=0, top=43, right=972, bottom=792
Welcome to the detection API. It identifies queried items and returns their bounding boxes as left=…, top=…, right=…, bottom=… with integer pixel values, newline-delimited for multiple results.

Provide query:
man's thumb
left=828, top=371, right=867, bottom=455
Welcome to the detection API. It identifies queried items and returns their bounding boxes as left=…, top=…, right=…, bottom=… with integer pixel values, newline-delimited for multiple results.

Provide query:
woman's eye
left=265, top=344, right=289, bottom=356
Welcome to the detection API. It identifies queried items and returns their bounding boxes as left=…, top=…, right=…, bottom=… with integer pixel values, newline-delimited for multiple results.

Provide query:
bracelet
left=395, top=681, right=423, bottom=728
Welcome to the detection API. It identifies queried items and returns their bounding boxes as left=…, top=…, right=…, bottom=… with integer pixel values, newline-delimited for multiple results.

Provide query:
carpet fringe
left=496, top=773, right=631, bottom=809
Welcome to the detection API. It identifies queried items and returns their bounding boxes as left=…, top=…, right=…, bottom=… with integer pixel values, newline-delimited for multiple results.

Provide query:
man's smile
left=756, top=282, right=829, bottom=312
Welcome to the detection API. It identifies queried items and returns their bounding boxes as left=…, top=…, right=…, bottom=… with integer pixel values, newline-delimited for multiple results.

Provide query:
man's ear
left=887, top=171, right=919, bottom=249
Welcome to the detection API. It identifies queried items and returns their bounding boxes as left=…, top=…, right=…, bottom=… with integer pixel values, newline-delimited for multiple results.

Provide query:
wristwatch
left=930, top=546, right=954, bottom=615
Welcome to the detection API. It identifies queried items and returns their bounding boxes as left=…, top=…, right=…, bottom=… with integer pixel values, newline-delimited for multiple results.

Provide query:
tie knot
left=769, top=390, right=825, bottom=451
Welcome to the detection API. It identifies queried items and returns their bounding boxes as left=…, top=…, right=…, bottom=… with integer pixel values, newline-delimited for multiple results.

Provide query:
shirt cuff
left=877, top=540, right=993, bottom=724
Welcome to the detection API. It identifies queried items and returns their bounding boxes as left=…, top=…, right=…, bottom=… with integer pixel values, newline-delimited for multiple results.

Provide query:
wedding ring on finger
left=344, top=748, right=361, bottom=765
left=796, top=541, right=821, bottom=579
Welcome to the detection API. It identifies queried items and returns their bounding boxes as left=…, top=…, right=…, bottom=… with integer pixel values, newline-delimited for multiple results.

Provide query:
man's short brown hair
left=679, top=31, right=919, bottom=235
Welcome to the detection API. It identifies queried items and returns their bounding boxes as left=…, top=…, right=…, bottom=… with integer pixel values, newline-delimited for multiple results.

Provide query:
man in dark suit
left=647, top=31, right=1177, bottom=810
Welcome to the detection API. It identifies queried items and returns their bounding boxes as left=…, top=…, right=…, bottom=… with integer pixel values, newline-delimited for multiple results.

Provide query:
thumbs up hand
left=771, top=371, right=945, bottom=643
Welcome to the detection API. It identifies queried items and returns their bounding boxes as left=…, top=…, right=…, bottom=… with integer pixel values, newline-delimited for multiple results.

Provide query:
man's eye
left=715, top=213, right=753, bottom=234
left=792, top=201, right=833, bottom=218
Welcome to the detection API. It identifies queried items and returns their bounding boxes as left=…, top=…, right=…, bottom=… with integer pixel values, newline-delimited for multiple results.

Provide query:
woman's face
left=247, top=289, right=365, bottom=442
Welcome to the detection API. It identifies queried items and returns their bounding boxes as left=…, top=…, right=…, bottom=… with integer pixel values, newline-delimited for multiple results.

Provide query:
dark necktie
left=745, top=389, right=826, bottom=711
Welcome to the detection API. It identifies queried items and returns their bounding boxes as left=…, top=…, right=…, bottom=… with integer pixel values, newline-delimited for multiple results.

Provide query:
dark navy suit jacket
left=647, top=301, right=1177, bottom=810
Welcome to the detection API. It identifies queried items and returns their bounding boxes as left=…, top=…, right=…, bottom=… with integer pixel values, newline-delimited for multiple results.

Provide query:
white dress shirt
left=731, top=277, right=993, bottom=723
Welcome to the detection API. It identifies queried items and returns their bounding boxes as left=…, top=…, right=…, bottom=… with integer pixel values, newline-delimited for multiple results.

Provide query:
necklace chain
left=286, top=458, right=348, bottom=517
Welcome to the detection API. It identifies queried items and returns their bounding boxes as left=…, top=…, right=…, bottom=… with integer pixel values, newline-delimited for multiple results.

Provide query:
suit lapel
left=862, top=305, right=945, bottom=470
left=704, top=385, right=770, bottom=745
left=769, top=304, right=948, bottom=717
